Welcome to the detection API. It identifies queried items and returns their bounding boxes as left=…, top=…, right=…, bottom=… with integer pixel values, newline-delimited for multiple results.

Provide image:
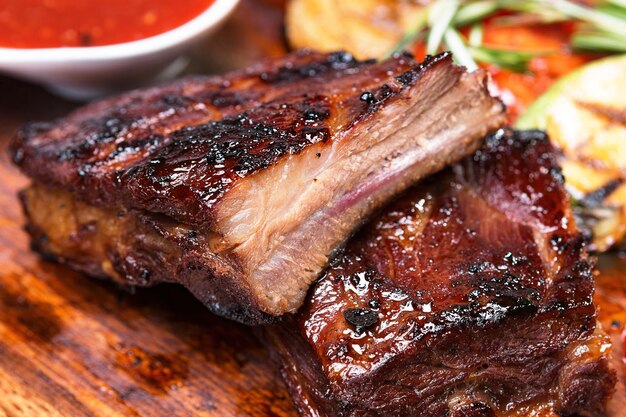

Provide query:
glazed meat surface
left=265, top=129, right=616, bottom=416
left=13, top=51, right=505, bottom=323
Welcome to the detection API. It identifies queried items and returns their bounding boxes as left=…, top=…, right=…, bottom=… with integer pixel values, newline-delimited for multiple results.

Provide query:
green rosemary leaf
left=572, top=31, right=626, bottom=53
left=469, top=46, right=540, bottom=72
left=468, top=22, right=483, bottom=47
left=607, top=0, right=626, bottom=9
left=453, top=0, right=499, bottom=27
left=426, top=0, right=460, bottom=55
left=444, top=28, right=479, bottom=70
left=596, top=3, right=626, bottom=20
left=549, top=0, right=626, bottom=36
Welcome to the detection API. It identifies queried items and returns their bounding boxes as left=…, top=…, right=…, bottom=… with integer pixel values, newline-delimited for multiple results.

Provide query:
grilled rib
left=13, top=51, right=505, bottom=323
left=264, top=129, right=616, bottom=416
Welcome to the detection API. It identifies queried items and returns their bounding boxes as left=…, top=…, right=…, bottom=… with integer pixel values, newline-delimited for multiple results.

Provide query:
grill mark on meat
left=14, top=51, right=507, bottom=322
left=119, top=96, right=333, bottom=226
left=257, top=51, right=369, bottom=84
left=264, top=129, right=616, bottom=416
left=12, top=51, right=365, bottom=185
left=12, top=50, right=432, bottom=225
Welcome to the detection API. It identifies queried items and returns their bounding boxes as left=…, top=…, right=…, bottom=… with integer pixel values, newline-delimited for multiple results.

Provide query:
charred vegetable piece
left=517, top=54, right=626, bottom=252
left=285, top=0, right=425, bottom=59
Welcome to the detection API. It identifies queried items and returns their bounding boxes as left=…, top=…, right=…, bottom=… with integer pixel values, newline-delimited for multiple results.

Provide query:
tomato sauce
left=0, top=0, right=215, bottom=48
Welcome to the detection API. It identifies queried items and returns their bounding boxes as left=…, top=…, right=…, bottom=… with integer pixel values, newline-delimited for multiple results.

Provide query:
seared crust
left=19, top=186, right=276, bottom=323
left=265, top=130, right=616, bottom=416
left=12, top=51, right=461, bottom=228
left=13, top=51, right=507, bottom=322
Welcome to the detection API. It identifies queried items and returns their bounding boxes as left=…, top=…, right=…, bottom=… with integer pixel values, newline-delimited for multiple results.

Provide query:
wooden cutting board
left=0, top=1, right=624, bottom=416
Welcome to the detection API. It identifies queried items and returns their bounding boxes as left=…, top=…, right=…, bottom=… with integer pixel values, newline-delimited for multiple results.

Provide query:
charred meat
left=264, top=129, right=616, bottom=416
left=13, top=51, right=505, bottom=324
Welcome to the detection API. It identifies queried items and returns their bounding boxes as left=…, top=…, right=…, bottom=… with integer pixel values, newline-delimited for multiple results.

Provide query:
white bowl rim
left=0, top=0, right=239, bottom=63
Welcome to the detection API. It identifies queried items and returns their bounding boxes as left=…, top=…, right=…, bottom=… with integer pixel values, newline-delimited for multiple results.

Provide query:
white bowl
left=0, top=0, right=239, bottom=100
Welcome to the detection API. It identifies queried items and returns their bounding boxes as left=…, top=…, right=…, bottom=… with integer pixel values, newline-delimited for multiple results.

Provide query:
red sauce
left=0, top=0, right=215, bottom=48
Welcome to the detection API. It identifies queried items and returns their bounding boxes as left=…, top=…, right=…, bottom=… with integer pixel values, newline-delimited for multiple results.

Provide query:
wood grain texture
left=0, top=84, right=297, bottom=417
left=0, top=1, right=624, bottom=415
left=0, top=2, right=296, bottom=416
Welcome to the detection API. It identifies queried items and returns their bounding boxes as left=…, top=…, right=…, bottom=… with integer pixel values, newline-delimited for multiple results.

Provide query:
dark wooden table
left=0, top=1, right=624, bottom=416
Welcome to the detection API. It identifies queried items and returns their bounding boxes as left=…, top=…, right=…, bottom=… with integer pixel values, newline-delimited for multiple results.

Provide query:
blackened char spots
left=14, top=50, right=507, bottom=323
left=343, top=308, right=378, bottom=333
left=266, top=130, right=616, bottom=417
left=120, top=97, right=332, bottom=225
left=13, top=50, right=442, bottom=227
left=259, top=51, right=365, bottom=84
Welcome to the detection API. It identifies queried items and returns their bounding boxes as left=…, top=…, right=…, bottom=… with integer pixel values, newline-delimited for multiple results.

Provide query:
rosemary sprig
left=572, top=31, right=626, bottom=53
left=426, top=0, right=460, bottom=55
left=444, top=28, right=479, bottom=70
left=596, top=2, right=626, bottom=20
left=469, top=46, right=542, bottom=72
left=468, top=23, right=483, bottom=47
left=453, top=0, right=499, bottom=27
left=389, top=0, right=626, bottom=73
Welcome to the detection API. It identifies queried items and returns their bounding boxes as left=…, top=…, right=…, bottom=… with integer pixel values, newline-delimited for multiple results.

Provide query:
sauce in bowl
left=0, top=0, right=215, bottom=48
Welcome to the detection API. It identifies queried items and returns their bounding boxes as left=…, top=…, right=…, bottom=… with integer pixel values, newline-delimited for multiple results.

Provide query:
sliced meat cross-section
left=13, top=51, right=505, bottom=323
left=264, top=129, right=617, bottom=416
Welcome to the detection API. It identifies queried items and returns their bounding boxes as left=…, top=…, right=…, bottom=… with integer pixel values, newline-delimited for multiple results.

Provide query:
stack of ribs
left=13, top=50, right=504, bottom=324
left=11, top=51, right=616, bottom=415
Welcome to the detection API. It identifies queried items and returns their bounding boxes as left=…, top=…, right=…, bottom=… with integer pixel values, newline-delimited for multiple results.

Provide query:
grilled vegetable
left=285, top=0, right=424, bottom=59
left=285, top=0, right=626, bottom=118
left=517, top=55, right=626, bottom=251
